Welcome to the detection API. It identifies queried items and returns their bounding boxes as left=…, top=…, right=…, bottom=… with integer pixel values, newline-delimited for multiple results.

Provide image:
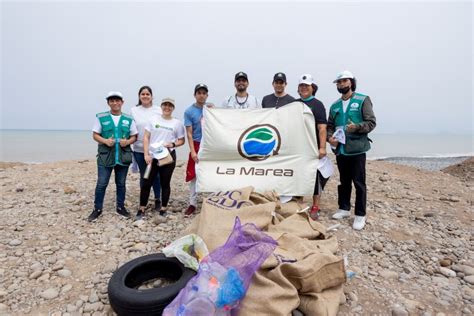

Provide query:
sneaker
left=116, top=207, right=131, bottom=219
left=159, top=207, right=167, bottom=217
left=154, top=199, right=162, bottom=213
left=309, top=206, right=320, bottom=221
left=332, top=209, right=351, bottom=220
left=353, top=215, right=367, bottom=230
left=184, top=205, right=196, bottom=217
left=135, top=209, right=145, bottom=221
left=88, top=208, right=102, bottom=222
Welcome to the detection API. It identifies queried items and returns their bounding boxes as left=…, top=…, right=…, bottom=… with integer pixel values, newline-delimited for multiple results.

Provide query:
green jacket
left=328, top=93, right=376, bottom=156
left=96, top=111, right=133, bottom=167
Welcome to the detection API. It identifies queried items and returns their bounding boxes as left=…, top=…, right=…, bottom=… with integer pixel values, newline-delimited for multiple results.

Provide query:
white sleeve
left=144, top=120, right=153, bottom=133
left=254, top=96, right=261, bottom=108
left=175, top=120, right=186, bottom=139
left=129, top=120, right=138, bottom=136
left=222, top=96, right=232, bottom=108
left=92, top=117, right=102, bottom=133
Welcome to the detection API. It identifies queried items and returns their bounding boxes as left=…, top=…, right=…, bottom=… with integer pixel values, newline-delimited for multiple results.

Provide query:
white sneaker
left=353, top=216, right=367, bottom=230
left=332, top=209, right=351, bottom=220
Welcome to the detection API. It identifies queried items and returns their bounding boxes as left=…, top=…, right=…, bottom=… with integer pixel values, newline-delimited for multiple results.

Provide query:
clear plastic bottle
left=144, top=163, right=152, bottom=179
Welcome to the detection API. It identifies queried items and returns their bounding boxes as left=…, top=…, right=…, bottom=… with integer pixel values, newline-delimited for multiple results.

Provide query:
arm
left=347, top=97, right=376, bottom=133
left=186, top=126, right=198, bottom=162
left=93, top=132, right=115, bottom=147
left=327, top=112, right=339, bottom=147
left=317, top=124, right=327, bottom=158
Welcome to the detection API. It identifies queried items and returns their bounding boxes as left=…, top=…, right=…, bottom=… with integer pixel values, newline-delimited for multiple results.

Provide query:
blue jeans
left=94, top=164, right=129, bottom=210
left=133, top=151, right=161, bottom=200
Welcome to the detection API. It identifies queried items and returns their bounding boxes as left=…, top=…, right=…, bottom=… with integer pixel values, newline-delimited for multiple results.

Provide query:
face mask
left=337, top=86, right=351, bottom=94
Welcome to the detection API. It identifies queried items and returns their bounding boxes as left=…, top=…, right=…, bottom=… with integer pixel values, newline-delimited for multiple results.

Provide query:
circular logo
left=237, top=124, right=281, bottom=161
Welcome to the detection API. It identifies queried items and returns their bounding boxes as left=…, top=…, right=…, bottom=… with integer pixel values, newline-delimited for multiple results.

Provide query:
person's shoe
left=309, top=205, right=321, bottom=221
left=332, top=209, right=351, bottom=220
left=353, top=215, right=367, bottom=230
left=116, top=207, right=131, bottom=219
left=135, top=209, right=145, bottom=221
left=159, top=207, right=167, bottom=217
left=88, top=208, right=102, bottom=222
left=184, top=205, right=196, bottom=217
left=154, top=199, right=162, bottom=213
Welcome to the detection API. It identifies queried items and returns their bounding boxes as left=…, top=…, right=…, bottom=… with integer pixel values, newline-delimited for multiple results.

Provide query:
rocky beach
left=0, top=156, right=472, bottom=315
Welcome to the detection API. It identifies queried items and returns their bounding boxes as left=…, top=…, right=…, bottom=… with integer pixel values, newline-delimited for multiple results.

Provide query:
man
left=295, top=74, right=328, bottom=221
left=222, top=72, right=260, bottom=109
left=261, top=72, right=295, bottom=108
left=184, top=83, right=213, bottom=217
left=327, top=70, right=376, bottom=230
left=88, top=91, right=138, bottom=222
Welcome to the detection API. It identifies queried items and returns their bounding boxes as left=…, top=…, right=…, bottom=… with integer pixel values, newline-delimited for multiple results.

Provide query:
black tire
left=108, top=253, right=196, bottom=315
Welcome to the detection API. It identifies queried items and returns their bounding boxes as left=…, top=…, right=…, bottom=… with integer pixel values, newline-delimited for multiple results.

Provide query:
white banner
left=196, top=102, right=318, bottom=195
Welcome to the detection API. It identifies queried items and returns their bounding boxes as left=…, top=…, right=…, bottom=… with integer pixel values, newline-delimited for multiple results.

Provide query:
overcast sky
left=1, top=1, right=472, bottom=134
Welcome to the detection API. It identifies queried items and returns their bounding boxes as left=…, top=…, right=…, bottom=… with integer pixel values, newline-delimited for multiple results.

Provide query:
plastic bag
left=162, top=234, right=209, bottom=271
left=163, top=217, right=277, bottom=316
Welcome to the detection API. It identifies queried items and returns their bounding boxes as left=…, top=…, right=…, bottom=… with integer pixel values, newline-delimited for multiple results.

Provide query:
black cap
left=234, top=71, right=248, bottom=81
left=273, top=72, right=286, bottom=83
left=194, top=83, right=208, bottom=93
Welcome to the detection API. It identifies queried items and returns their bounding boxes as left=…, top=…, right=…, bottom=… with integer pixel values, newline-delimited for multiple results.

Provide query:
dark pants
left=94, top=164, right=129, bottom=210
left=336, top=153, right=366, bottom=216
left=140, top=150, right=176, bottom=208
left=133, top=151, right=161, bottom=200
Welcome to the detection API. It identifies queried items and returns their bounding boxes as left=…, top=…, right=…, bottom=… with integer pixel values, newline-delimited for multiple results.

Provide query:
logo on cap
left=302, top=75, right=307, bottom=80
left=237, top=124, right=281, bottom=161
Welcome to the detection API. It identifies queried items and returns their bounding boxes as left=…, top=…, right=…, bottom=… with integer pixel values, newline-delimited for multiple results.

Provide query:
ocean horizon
left=1, top=129, right=472, bottom=166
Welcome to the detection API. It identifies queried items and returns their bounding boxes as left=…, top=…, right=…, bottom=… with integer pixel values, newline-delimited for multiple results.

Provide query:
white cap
left=105, top=91, right=123, bottom=100
left=298, top=74, right=314, bottom=85
left=333, top=70, right=354, bottom=83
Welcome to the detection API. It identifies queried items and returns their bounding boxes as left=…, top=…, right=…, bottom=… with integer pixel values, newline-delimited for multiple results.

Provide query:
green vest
left=96, top=111, right=133, bottom=167
left=329, top=93, right=371, bottom=156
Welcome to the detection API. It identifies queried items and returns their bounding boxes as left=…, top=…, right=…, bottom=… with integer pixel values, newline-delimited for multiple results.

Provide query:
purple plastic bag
left=163, top=217, right=278, bottom=315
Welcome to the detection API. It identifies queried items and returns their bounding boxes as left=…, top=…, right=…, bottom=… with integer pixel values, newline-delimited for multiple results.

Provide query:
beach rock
left=29, top=270, right=42, bottom=279
left=0, top=303, right=7, bottom=311
left=439, top=258, right=452, bottom=267
left=464, top=275, right=474, bottom=285
left=380, top=270, right=399, bottom=280
left=61, top=284, right=73, bottom=294
left=9, top=239, right=22, bottom=246
left=391, top=305, right=408, bottom=316
left=40, top=288, right=59, bottom=300
left=439, top=267, right=456, bottom=278
left=373, top=242, right=384, bottom=252
left=63, top=186, right=76, bottom=194
left=57, top=269, right=72, bottom=277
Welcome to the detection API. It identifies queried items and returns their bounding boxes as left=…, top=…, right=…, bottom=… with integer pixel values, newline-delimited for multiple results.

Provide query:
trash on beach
left=163, top=234, right=209, bottom=271
left=163, top=217, right=277, bottom=315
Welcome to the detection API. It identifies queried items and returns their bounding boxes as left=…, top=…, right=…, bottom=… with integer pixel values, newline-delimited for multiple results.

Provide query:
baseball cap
left=161, top=97, right=175, bottom=107
left=194, top=83, right=208, bottom=93
left=333, top=70, right=355, bottom=83
left=105, top=91, right=123, bottom=100
left=234, top=71, right=248, bottom=81
left=298, top=74, right=315, bottom=85
left=273, top=72, right=287, bottom=82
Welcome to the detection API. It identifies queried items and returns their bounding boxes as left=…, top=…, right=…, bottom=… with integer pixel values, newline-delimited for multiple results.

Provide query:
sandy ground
left=0, top=156, right=473, bottom=315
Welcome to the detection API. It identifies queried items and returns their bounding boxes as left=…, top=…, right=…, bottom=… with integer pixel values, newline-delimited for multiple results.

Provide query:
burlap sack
left=298, top=285, right=344, bottom=316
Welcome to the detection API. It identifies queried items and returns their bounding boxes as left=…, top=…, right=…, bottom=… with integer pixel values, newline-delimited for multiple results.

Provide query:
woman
left=137, top=97, right=185, bottom=220
left=295, top=74, right=329, bottom=221
left=131, top=86, right=162, bottom=212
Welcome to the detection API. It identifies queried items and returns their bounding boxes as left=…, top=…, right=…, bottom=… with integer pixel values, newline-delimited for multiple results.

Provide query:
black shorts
left=314, top=170, right=329, bottom=195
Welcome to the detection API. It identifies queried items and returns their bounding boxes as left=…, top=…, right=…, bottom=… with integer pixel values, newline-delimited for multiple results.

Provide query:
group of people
left=88, top=70, right=376, bottom=231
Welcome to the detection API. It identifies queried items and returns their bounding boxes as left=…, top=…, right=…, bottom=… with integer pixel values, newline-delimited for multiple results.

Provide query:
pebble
left=373, top=242, right=384, bottom=252
left=0, top=303, right=7, bottom=311
left=439, top=258, right=452, bottom=267
left=57, top=269, right=72, bottom=277
left=40, top=288, right=59, bottom=300
left=391, top=305, right=408, bottom=316
left=380, top=270, right=399, bottom=280
left=29, top=270, right=42, bottom=279
left=61, top=284, right=73, bottom=293
left=9, top=239, right=22, bottom=246
left=464, top=275, right=474, bottom=285
left=438, top=267, right=456, bottom=278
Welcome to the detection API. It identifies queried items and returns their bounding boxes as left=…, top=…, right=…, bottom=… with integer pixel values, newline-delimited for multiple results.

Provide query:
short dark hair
left=311, top=83, right=318, bottom=96
left=349, top=78, right=357, bottom=91
left=137, top=86, right=153, bottom=106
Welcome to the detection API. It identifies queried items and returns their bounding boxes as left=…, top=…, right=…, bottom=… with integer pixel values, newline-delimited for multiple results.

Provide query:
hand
left=206, top=103, right=215, bottom=108
left=328, top=137, right=339, bottom=147
left=318, top=147, right=327, bottom=159
left=346, top=123, right=358, bottom=133
left=104, top=137, right=115, bottom=147
left=119, top=138, right=129, bottom=147
left=191, top=152, right=199, bottom=163
left=144, top=153, right=152, bottom=165
left=163, top=142, right=173, bottom=148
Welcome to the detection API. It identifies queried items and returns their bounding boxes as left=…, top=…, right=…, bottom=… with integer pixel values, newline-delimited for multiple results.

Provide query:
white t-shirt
left=342, top=99, right=350, bottom=113
left=92, top=114, right=138, bottom=135
left=131, top=105, right=162, bottom=152
left=222, top=94, right=260, bottom=109
left=144, top=115, right=185, bottom=153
